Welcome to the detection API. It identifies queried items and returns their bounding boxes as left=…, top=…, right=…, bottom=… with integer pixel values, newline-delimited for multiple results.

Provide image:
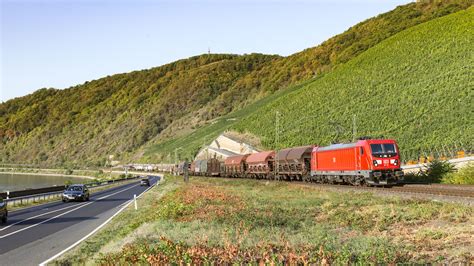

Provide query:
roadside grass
left=56, top=175, right=473, bottom=264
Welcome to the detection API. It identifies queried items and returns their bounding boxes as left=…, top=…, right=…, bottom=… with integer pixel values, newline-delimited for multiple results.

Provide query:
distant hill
left=0, top=54, right=279, bottom=166
left=0, top=0, right=471, bottom=167
left=144, top=6, right=474, bottom=163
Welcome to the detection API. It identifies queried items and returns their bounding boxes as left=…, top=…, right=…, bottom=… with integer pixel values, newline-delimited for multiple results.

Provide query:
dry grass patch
left=176, top=184, right=246, bottom=221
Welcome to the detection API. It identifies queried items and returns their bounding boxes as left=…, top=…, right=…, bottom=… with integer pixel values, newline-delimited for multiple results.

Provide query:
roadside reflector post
left=134, top=194, right=137, bottom=210
left=6, top=191, right=9, bottom=200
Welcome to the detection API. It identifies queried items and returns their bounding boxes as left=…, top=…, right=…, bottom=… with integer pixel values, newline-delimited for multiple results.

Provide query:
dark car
left=0, top=198, right=7, bottom=224
left=140, top=177, right=150, bottom=186
left=62, top=184, right=90, bottom=202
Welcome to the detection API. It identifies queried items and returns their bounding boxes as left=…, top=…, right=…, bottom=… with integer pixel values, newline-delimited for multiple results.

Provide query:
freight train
left=178, top=139, right=404, bottom=186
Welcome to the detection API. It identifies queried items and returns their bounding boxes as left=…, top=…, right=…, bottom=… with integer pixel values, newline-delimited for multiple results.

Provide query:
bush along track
left=57, top=175, right=474, bottom=264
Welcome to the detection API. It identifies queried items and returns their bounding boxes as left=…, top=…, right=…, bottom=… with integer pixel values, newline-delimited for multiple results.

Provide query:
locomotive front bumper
left=369, top=170, right=403, bottom=185
left=395, top=170, right=404, bottom=180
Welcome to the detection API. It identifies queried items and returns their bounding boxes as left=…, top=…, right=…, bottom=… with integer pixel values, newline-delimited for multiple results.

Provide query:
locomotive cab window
left=383, top=144, right=396, bottom=154
left=370, top=144, right=397, bottom=158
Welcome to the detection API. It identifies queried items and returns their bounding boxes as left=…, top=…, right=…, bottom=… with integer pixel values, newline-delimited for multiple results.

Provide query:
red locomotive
left=311, top=139, right=403, bottom=186
left=187, top=139, right=404, bottom=186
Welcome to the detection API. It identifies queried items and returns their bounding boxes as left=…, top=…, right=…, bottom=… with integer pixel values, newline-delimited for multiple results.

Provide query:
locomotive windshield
left=370, top=144, right=397, bottom=158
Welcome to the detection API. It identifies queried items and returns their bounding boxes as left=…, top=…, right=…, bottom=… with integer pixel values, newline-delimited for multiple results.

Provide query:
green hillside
left=145, top=7, right=474, bottom=163
left=141, top=80, right=315, bottom=162
left=232, top=7, right=474, bottom=160
left=0, top=54, right=279, bottom=166
left=203, top=0, right=474, bottom=116
left=0, top=0, right=471, bottom=166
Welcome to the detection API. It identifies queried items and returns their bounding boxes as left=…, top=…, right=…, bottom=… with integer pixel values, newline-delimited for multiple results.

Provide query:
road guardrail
left=1, top=176, right=142, bottom=207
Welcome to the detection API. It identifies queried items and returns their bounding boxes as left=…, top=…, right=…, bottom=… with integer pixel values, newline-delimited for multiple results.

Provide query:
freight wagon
left=224, top=155, right=249, bottom=177
left=275, top=145, right=313, bottom=181
left=246, top=151, right=275, bottom=179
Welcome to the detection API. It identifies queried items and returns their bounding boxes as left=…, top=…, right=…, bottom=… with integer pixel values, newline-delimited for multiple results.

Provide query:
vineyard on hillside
left=231, top=8, right=473, bottom=161
left=145, top=8, right=473, bottom=163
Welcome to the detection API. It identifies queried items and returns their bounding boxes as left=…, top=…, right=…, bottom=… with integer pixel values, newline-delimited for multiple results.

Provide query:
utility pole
left=183, top=159, right=189, bottom=183
left=174, top=148, right=180, bottom=176
left=174, top=147, right=183, bottom=176
left=174, top=148, right=178, bottom=165
left=275, top=111, right=280, bottom=180
left=329, top=121, right=345, bottom=144
left=203, top=137, right=208, bottom=159
left=352, top=114, right=357, bottom=142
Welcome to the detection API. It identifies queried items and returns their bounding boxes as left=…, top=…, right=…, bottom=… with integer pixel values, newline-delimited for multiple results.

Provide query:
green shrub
left=425, top=160, right=456, bottom=182
left=442, top=163, right=474, bottom=184
left=404, top=160, right=455, bottom=183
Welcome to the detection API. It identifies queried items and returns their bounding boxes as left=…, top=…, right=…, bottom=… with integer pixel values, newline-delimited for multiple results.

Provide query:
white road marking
left=39, top=178, right=158, bottom=266
left=0, top=203, right=94, bottom=239
left=9, top=201, right=63, bottom=214
left=0, top=203, right=85, bottom=232
left=0, top=183, right=140, bottom=239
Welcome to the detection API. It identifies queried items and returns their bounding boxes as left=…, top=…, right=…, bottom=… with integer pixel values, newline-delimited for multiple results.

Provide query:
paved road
left=0, top=177, right=158, bottom=265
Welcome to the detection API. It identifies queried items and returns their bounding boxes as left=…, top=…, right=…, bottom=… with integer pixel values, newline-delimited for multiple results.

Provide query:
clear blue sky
left=0, top=0, right=410, bottom=102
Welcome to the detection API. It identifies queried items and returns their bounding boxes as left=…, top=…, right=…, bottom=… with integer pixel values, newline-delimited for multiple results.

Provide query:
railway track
left=193, top=175, right=474, bottom=200
left=304, top=182, right=474, bottom=198
left=391, top=184, right=474, bottom=198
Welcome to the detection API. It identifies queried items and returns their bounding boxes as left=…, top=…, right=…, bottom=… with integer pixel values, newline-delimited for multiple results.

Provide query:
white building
left=194, top=134, right=259, bottom=160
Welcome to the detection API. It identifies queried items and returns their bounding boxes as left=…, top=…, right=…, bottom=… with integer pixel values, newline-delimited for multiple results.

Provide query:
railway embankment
left=56, top=175, right=473, bottom=265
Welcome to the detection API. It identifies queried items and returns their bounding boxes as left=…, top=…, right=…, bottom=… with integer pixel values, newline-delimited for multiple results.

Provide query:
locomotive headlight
left=373, top=160, right=378, bottom=166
